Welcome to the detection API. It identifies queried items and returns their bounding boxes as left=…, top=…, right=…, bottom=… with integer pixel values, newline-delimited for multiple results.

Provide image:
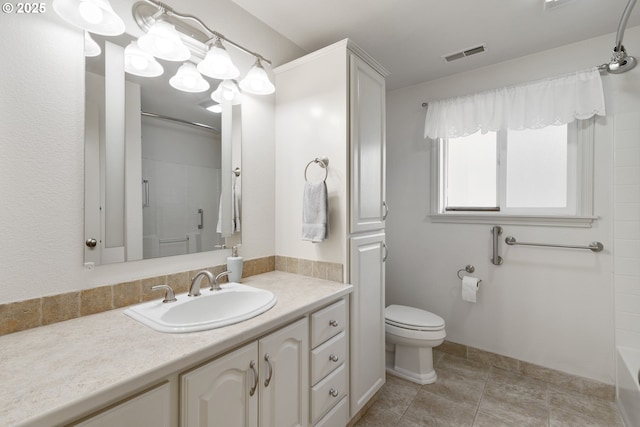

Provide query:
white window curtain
left=424, top=67, right=606, bottom=140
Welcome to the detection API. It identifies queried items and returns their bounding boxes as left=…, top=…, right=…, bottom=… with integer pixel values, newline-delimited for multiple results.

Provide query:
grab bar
left=505, top=236, right=604, bottom=252
left=491, top=226, right=503, bottom=265
left=159, top=237, right=189, bottom=244
left=143, top=179, right=150, bottom=207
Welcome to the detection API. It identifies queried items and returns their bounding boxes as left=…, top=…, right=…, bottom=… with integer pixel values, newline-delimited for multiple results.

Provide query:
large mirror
left=83, top=32, right=242, bottom=266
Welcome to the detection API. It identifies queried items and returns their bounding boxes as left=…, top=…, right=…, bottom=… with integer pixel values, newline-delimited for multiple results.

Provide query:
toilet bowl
left=385, top=304, right=446, bottom=385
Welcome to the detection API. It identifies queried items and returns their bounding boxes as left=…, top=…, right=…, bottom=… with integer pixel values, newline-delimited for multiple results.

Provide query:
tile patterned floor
left=355, top=352, right=624, bottom=427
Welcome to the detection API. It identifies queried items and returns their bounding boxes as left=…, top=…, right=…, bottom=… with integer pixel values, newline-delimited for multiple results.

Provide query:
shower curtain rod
left=141, top=111, right=220, bottom=133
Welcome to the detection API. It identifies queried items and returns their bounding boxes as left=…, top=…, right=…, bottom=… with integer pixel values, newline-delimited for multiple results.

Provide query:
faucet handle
left=211, top=271, right=231, bottom=291
left=151, top=285, right=177, bottom=303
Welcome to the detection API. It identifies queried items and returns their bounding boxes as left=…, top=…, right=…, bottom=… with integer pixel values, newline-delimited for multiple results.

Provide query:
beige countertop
left=0, top=271, right=352, bottom=427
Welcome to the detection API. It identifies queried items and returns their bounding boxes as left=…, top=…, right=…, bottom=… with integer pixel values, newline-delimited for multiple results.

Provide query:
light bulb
left=130, top=55, right=149, bottom=70
left=53, top=0, right=124, bottom=36
left=84, top=31, right=101, bottom=57
left=182, top=75, right=196, bottom=89
left=210, top=80, right=242, bottom=104
left=169, top=63, right=209, bottom=93
left=124, top=41, right=163, bottom=77
left=197, top=39, right=240, bottom=79
left=155, top=38, right=173, bottom=55
left=239, top=59, right=275, bottom=95
left=223, top=89, right=235, bottom=100
left=137, top=21, right=191, bottom=62
left=78, top=1, right=103, bottom=24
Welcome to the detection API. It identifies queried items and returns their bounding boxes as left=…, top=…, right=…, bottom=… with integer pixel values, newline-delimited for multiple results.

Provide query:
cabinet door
left=71, top=383, right=170, bottom=427
left=259, top=318, right=309, bottom=427
left=349, top=232, right=386, bottom=417
left=349, top=53, right=386, bottom=234
left=181, top=342, right=259, bottom=427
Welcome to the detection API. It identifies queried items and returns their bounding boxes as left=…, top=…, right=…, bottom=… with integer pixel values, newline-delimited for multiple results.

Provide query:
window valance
left=423, top=67, right=606, bottom=140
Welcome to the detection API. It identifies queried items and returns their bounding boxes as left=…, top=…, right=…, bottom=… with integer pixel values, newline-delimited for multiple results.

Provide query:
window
left=432, top=119, right=595, bottom=226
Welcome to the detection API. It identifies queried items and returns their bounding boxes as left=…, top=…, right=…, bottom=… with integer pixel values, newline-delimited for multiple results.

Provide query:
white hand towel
left=302, top=181, right=328, bottom=242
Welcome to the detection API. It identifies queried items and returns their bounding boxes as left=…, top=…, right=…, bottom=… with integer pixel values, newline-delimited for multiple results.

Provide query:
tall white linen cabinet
left=275, top=39, right=388, bottom=423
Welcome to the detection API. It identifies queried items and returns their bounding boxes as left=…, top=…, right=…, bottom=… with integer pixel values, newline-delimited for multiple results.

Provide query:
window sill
left=429, top=212, right=598, bottom=228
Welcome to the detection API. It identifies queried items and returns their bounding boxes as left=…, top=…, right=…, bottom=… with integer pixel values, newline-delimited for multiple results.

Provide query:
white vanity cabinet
left=69, top=383, right=171, bottom=427
left=181, top=318, right=309, bottom=427
left=309, top=299, right=349, bottom=426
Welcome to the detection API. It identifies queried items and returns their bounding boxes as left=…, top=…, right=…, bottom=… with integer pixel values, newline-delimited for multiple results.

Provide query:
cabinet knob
left=329, top=354, right=339, bottom=362
left=329, top=388, right=339, bottom=398
left=329, top=320, right=339, bottom=327
left=85, top=238, right=97, bottom=248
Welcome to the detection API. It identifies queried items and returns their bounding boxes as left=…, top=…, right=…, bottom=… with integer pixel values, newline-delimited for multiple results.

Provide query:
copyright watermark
left=2, top=2, right=47, bottom=13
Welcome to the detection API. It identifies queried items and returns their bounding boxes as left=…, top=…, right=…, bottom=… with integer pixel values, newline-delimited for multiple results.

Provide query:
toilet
left=385, top=304, right=446, bottom=385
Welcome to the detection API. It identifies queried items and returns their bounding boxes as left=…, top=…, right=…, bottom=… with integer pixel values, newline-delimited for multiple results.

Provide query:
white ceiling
left=230, top=0, right=640, bottom=90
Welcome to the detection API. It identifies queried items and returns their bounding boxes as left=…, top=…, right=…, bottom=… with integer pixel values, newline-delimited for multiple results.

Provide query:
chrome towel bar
left=505, top=236, right=604, bottom=252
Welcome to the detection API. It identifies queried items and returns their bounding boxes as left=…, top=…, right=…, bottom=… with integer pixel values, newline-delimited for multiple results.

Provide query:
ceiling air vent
left=443, top=44, right=487, bottom=62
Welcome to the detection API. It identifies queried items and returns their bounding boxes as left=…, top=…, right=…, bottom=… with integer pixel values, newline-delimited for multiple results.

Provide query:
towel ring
left=304, top=157, right=329, bottom=182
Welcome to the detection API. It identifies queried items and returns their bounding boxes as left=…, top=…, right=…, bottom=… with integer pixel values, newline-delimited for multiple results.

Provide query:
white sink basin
left=124, top=283, right=277, bottom=333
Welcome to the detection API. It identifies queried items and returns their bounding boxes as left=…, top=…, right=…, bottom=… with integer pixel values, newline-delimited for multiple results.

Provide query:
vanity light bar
left=133, top=0, right=272, bottom=65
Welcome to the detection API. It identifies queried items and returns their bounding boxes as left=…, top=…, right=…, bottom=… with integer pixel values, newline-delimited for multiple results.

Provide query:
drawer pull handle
left=264, top=353, right=273, bottom=387
left=249, top=360, right=258, bottom=397
left=329, top=354, right=339, bottom=362
left=329, top=388, right=339, bottom=397
left=329, top=320, right=339, bottom=327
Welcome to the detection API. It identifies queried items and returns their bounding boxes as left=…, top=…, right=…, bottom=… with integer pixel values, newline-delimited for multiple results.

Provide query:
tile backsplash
left=0, top=255, right=344, bottom=337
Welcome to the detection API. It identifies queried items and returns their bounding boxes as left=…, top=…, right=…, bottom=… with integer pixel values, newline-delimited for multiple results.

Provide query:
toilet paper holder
left=457, top=265, right=481, bottom=283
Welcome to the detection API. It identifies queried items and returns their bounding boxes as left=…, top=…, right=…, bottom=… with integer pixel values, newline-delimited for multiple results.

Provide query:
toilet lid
left=385, top=305, right=445, bottom=331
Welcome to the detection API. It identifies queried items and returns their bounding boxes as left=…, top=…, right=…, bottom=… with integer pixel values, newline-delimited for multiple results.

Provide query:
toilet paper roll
left=462, top=276, right=480, bottom=303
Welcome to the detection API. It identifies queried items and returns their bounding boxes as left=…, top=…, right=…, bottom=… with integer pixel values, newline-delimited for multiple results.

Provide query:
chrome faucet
left=151, top=284, right=177, bottom=303
left=211, top=271, right=231, bottom=291
left=189, top=271, right=214, bottom=297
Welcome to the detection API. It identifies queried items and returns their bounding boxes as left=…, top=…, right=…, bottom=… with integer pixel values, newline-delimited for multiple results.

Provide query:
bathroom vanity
left=0, top=272, right=352, bottom=427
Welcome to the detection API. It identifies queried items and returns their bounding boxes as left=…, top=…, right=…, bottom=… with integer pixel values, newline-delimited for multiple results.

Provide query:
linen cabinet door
left=349, top=232, right=386, bottom=417
left=349, top=53, right=386, bottom=234
left=259, top=318, right=309, bottom=427
left=181, top=342, right=259, bottom=427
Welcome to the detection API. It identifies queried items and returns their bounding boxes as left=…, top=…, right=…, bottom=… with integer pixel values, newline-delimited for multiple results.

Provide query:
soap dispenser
left=227, top=246, right=243, bottom=282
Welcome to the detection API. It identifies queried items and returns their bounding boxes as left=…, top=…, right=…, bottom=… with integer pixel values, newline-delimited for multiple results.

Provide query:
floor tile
left=422, top=362, right=487, bottom=407
left=485, top=368, right=549, bottom=404
left=358, top=356, right=624, bottom=427
left=354, top=405, right=402, bottom=426
left=472, top=411, right=533, bottom=427
left=376, top=374, right=421, bottom=416
left=403, top=389, right=476, bottom=427
left=477, top=369, right=548, bottom=427
left=549, top=406, right=623, bottom=427
left=548, top=385, right=624, bottom=427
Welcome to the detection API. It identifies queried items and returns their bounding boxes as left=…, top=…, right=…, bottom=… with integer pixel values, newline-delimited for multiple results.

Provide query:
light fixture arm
left=139, top=0, right=271, bottom=65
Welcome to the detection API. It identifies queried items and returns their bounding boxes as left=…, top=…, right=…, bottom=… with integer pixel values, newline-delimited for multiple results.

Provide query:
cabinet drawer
left=311, top=299, right=346, bottom=348
left=311, top=331, right=346, bottom=386
left=310, top=363, right=347, bottom=424
left=314, top=396, right=348, bottom=427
